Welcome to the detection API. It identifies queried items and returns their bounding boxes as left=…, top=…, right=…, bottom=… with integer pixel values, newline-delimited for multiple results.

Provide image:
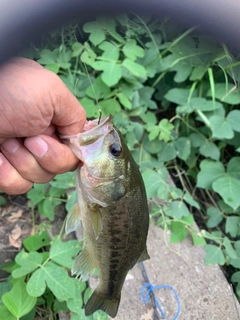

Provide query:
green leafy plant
left=27, top=172, right=76, bottom=221
left=2, top=13, right=240, bottom=317
left=0, top=227, right=108, bottom=319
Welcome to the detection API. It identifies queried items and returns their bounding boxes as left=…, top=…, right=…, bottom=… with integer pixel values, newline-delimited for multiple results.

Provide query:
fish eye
left=109, top=143, right=122, bottom=157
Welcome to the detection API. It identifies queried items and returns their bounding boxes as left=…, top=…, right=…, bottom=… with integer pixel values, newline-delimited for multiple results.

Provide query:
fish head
left=61, top=115, right=131, bottom=206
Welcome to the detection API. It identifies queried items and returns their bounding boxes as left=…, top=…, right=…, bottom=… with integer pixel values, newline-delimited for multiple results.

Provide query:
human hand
left=0, top=57, right=86, bottom=194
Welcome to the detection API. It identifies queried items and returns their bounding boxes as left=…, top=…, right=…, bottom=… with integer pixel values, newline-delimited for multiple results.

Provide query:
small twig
left=162, top=223, right=181, bottom=257
left=59, top=215, right=67, bottom=240
left=191, top=185, right=197, bottom=200
left=199, top=188, right=208, bottom=204
left=173, top=160, right=189, bottom=193
left=205, top=190, right=218, bottom=208
left=31, top=207, right=35, bottom=232
left=98, top=109, right=102, bottom=125
left=0, top=277, right=8, bottom=282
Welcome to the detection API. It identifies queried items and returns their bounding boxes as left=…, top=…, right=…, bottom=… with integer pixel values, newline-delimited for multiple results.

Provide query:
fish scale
left=61, top=115, right=149, bottom=318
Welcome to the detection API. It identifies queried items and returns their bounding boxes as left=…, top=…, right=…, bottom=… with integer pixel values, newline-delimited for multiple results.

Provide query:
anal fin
left=72, top=247, right=96, bottom=281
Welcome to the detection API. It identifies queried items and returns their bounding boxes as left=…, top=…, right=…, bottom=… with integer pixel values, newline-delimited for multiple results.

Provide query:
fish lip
left=82, top=114, right=112, bottom=134
left=59, top=115, right=112, bottom=141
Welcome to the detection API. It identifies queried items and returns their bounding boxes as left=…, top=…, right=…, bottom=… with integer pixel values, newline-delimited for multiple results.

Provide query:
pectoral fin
left=138, top=248, right=150, bottom=262
left=65, top=203, right=81, bottom=235
left=72, top=246, right=96, bottom=281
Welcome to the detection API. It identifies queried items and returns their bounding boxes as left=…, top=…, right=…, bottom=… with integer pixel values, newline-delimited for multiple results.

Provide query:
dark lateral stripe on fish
left=111, top=251, right=121, bottom=258
left=109, top=269, right=118, bottom=281
left=110, top=259, right=120, bottom=264
left=110, top=229, right=122, bottom=235
left=109, top=245, right=126, bottom=251
left=111, top=237, right=122, bottom=243
left=107, top=279, right=116, bottom=296
left=109, top=263, right=119, bottom=270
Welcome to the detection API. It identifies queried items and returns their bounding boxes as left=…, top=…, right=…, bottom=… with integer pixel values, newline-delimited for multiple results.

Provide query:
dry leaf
left=140, top=309, right=154, bottom=320
left=1, top=207, right=11, bottom=217
left=9, top=235, right=22, bottom=248
left=9, top=224, right=22, bottom=248
left=11, top=224, right=22, bottom=240
left=7, top=209, right=23, bottom=223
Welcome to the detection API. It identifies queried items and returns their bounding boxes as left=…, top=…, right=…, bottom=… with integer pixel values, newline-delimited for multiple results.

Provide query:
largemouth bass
left=61, top=115, right=149, bottom=318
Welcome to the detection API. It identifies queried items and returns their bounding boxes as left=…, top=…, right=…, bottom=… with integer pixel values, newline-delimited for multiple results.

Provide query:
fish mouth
left=61, top=113, right=121, bottom=180
left=82, top=114, right=112, bottom=133
left=60, top=114, right=114, bottom=158
left=75, top=115, right=113, bottom=147
left=60, top=114, right=112, bottom=141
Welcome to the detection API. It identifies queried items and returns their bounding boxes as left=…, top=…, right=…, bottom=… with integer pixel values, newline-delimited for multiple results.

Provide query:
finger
left=0, top=124, right=56, bottom=147
left=1, top=138, right=55, bottom=183
left=24, top=134, right=79, bottom=174
left=50, top=74, right=87, bottom=135
left=0, top=153, right=33, bottom=194
left=42, top=124, right=56, bottom=136
left=0, top=58, right=86, bottom=138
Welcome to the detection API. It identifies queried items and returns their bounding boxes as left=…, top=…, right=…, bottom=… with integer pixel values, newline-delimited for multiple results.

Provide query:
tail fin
left=85, top=290, right=120, bottom=318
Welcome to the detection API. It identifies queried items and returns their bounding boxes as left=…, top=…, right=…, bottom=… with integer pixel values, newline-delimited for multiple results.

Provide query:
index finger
left=51, top=74, right=87, bottom=135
